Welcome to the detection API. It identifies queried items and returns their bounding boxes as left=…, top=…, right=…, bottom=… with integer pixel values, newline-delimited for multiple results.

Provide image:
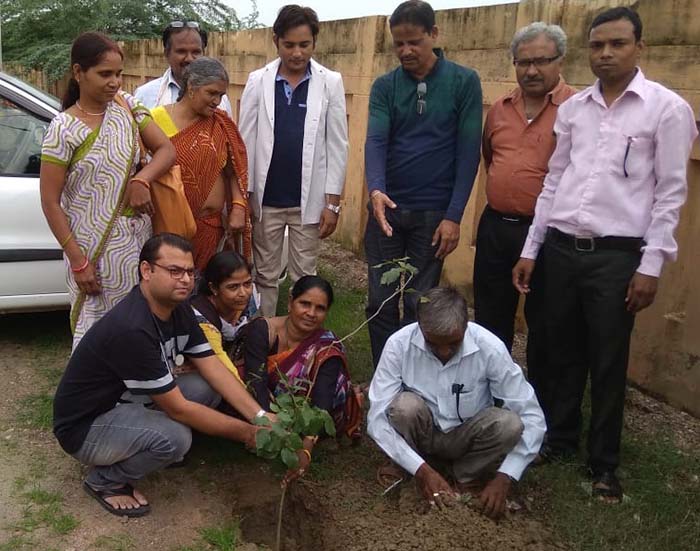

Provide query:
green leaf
left=281, top=447, right=299, bottom=470
left=272, top=422, right=288, bottom=438
left=269, top=403, right=280, bottom=413
left=286, top=433, right=303, bottom=451
left=380, top=267, right=402, bottom=286
left=322, top=412, right=337, bottom=437
left=276, top=393, right=293, bottom=409
left=253, top=415, right=271, bottom=427
left=300, top=407, right=314, bottom=432
left=278, top=411, right=293, bottom=426
left=255, top=428, right=271, bottom=452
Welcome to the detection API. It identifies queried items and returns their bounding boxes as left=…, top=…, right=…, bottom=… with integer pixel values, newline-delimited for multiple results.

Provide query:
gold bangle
left=300, top=448, right=311, bottom=462
left=231, top=199, right=247, bottom=209
left=60, top=232, right=74, bottom=248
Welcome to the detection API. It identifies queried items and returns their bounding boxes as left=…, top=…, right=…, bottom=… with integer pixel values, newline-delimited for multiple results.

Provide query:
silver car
left=0, top=72, right=69, bottom=313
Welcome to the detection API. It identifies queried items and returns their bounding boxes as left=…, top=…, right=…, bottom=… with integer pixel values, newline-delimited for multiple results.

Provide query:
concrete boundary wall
left=13, top=0, right=700, bottom=415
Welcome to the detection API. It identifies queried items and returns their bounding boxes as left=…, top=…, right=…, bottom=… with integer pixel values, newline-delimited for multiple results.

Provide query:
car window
left=0, top=96, right=49, bottom=175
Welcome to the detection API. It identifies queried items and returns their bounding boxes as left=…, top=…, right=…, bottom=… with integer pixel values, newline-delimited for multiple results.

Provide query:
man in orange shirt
left=475, top=22, right=576, bottom=417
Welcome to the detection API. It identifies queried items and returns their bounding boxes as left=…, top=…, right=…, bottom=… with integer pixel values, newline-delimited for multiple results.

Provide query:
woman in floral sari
left=40, top=32, right=175, bottom=348
left=243, top=275, right=363, bottom=480
left=150, top=57, right=251, bottom=271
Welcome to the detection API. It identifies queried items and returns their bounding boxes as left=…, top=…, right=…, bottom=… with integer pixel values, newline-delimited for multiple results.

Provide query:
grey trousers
left=252, top=206, right=320, bottom=317
left=387, top=392, right=524, bottom=483
left=73, top=373, right=221, bottom=490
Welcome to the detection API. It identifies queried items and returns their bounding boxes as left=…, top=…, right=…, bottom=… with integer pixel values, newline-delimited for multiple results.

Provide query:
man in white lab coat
left=239, top=5, right=348, bottom=316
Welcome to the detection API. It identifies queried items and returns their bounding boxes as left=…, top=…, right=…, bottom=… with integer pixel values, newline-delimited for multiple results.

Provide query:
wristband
left=71, top=257, right=89, bottom=273
left=254, top=409, right=266, bottom=420
left=60, top=232, right=74, bottom=248
left=130, top=177, right=150, bottom=190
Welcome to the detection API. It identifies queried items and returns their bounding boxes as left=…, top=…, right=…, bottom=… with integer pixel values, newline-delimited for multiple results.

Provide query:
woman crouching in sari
left=40, top=32, right=175, bottom=348
left=243, top=275, right=363, bottom=480
left=151, top=57, right=251, bottom=271
left=187, top=250, right=259, bottom=380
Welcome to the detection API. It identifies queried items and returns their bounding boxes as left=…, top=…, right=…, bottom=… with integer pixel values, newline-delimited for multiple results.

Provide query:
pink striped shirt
left=521, top=69, right=698, bottom=277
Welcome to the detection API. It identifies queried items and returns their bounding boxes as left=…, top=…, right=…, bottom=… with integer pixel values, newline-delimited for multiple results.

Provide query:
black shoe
left=532, top=443, right=576, bottom=465
left=591, top=471, right=623, bottom=503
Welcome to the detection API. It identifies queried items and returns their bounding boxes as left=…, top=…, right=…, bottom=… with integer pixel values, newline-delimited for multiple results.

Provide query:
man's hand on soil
left=415, top=463, right=457, bottom=509
left=478, top=472, right=511, bottom=519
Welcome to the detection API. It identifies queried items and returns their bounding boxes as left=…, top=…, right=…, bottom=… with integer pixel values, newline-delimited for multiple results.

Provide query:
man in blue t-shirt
left=53, top=234, right=271, bottom=517
left=364, top=1, right=483, bottom=367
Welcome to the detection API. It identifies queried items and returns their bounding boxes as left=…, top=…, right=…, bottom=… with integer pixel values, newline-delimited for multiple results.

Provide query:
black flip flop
left=591, top=471, right=623, bottom=503
left=83, top=481, right=151, bottom=517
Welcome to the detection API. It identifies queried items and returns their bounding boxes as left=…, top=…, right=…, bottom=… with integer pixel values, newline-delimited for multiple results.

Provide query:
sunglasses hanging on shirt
left=416, top=82, right=427, bottom=115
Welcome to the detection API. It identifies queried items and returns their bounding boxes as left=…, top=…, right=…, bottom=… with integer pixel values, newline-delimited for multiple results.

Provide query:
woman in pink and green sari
left=40, top=32, right=175, bottom=348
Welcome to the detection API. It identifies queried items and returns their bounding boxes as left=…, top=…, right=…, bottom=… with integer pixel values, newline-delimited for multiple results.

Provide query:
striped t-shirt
left=53, top=285, right=214, bottom=454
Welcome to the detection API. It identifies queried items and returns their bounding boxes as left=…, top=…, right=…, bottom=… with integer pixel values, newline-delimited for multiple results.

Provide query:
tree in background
left=0, top=0, right=262, bottom=81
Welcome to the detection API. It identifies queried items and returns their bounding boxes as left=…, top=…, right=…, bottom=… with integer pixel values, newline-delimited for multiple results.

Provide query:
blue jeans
left=73, top=373, right=221, bottom=490
left=364, top=206, right=445, bottom=367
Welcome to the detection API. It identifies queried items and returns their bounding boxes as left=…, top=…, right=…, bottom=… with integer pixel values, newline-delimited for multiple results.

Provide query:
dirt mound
left=236, top=468, right=566, bottom=551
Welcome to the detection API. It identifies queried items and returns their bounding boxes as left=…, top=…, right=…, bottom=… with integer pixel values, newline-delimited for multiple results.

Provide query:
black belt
left=548, top=227, right=644, bottom=253
left=485, top=205, right=533, bottom=225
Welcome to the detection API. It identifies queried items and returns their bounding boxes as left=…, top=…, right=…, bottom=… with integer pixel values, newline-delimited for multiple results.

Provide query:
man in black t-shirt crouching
left=53, top=234, right=271, bottom=517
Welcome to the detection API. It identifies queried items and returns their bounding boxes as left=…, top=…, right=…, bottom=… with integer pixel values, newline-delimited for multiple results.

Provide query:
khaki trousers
left=253, top=206, right=319, bottom=317
left=387, top=391, right=524, bottom=483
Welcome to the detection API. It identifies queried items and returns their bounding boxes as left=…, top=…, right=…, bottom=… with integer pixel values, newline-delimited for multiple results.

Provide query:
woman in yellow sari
left=151, top=57, right=251, bottom=271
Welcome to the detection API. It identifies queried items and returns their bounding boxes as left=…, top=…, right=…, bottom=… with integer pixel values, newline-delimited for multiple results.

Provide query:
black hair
left=590, top=7, right=643, bottom=42
left=138, top=233, right=193, bottom=280
left=389, top=0, right=435, bottom=32
left=63, top=32, right=123, bottom=110
left=273, top=5, right=320, bottom=43
left=198, top=251, right=252, bottom=295
left=290, top=275, right=334, bottom=307
left=162, top=24, right=208, bottom=52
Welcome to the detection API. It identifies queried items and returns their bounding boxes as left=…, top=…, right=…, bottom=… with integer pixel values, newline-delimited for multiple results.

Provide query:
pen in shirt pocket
left=623, top=136, right=634, bottom=178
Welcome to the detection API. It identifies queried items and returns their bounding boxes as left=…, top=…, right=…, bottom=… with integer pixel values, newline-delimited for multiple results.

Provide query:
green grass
left=0, top=535, right=33, bottom=550
left=16, top=394, right=54, bottom=430
left=8, top=486, right=79, bottom=539
left=175, top=520, right=243, bottom=551
left=92, top=534, right=136, bottom=551
left=520, top=427, right=700, bottom=551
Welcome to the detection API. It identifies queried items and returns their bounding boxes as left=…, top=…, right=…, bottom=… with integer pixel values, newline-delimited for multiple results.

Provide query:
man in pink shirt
left=512, top=7, right=697, bottom=503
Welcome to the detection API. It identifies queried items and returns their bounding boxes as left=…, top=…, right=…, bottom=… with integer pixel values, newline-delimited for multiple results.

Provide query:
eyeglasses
left=151, top=262, right=196, bottom=280
left=513, top=55, right=561, bottom=68
left=168, top=20, right=200, bottom=30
